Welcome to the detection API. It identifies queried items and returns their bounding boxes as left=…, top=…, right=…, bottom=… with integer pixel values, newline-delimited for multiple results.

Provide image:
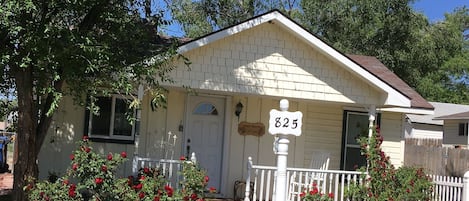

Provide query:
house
left=37, top=10, right=434, bottom=198
left=405, top=102, right=469, bottom=140
left=434, top=110, right=469, bottom=147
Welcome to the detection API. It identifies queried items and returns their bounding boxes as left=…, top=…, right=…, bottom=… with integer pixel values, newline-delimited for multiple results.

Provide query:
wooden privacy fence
left=405, top=138, right=469, bottom=177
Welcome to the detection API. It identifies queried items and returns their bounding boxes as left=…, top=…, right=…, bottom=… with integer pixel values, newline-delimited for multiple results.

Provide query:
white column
left=274, top=99, right=290, bottom=201
left=368, top=105, right=376, bottom=138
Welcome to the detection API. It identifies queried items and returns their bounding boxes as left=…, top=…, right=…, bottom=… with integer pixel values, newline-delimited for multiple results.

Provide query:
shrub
left=26, top=136, right=211, bottom=201
left=299, top=182, right=334, bottom=201
left=346, top=127, right=433, bottom=201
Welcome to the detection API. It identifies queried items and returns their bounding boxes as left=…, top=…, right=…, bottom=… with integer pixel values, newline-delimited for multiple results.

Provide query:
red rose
left=139, top=192, right=145, bottom=199
left=180, top=156, right=186, bottom=161
left=190, top=193, right=198, bottom=200
left=328, top=192, right=334, bottom=198
left=127, top=176, right=134, bottom=186
left=69, top=154, right=75, bottom=161
left=70, top=184, right=76, bottom=190
left=309, top=187, right=318, bottom=195
left=140, top=175, right=146, bottom=181
left=143, top=167, right=150, bottom=174
left=209, top=187, right=216, bottom=193
left=101, top=165, right=107, bottom=172
left=63, top=180, right=69, bottom=185
left=154, top=196, right=160, bottom=201
left=107, top=153, right=113, bottom=161
left=134, top=183, right=143, bottom=190
left=72, top=163, right=78, bottom=171
left=82, top=135, right=89, bottom=141
left=68, top=189, right=76, bottom=198
left=85, top=147, right=91, bottom=153
left=120, top=151, right=127, bottom=158
left=204, top=176, right=209, bottom=183
left=300, top=191, right=306, bottom=197
left=39, top=192, right=45, bottom=198
left=95, top=177, right=104, bottom=185
left=165, top=185, right=173, bottom=197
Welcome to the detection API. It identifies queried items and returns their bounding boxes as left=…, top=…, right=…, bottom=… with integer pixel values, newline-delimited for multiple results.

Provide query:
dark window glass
left=113, top=98, right=132, bottom=136
left=91, top=97, right=112, bottom=136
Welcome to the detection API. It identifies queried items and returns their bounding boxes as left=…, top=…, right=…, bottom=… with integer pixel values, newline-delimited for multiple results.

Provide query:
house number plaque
left=268, top=101, right=303, bottom=136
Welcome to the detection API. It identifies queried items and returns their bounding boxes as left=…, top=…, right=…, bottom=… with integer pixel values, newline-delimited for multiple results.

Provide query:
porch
left=133, top=155, right=466, bottom=201
left=243, top=157, right=465, bottom=201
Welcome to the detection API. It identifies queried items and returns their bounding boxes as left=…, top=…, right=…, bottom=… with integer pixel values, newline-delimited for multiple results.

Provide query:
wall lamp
left=235, top=102, right=243, bottom=120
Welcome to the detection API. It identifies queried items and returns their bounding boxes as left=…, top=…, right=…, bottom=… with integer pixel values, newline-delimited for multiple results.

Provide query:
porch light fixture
left=235, top=102, right=243, bottom=120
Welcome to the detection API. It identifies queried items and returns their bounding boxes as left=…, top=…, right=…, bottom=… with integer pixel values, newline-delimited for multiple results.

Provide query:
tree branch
left=35, top=79, right=64, bottom=154
left=78, top=0, right=111, bottom=32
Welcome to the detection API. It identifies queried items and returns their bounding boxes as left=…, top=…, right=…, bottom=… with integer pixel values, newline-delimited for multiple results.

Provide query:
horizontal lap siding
left=304, top=103, right=343, bottom=169
left=443, top=120, right=466, bottom=145
left=380, top=112, right=404, bottom=168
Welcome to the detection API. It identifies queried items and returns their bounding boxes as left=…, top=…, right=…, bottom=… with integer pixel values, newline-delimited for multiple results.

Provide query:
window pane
left=113, top=98, right=133, bottom=136
left=344, top=147, right=366, bottom=171
left=193, top=103, right=218, bottom=115
left=91, top=97, right=112, bottom=136
left=346, top=113, right=369, bottom=145
left=459, top=123, right=465, bottom=136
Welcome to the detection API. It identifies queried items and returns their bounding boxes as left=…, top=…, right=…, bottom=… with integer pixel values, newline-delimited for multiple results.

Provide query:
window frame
left=340, top=110, right=381, bottom=170
left=84, top=94, right=135, bottom=143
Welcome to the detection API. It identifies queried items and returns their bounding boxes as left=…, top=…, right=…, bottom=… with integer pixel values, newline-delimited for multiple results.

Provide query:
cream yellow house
left=38, top=10, right=434, bottom=198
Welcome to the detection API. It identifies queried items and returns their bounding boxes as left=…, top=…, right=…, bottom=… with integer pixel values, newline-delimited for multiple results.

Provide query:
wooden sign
left=238, top=121, right=265, bottom=137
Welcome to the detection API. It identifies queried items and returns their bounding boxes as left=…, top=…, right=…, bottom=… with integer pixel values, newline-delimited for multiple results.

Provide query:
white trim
left=177, top=11, right=411, bottom=108
left=221, top=96, right=232, bottom=197
left=87, top=95, right=136, bottom=141
left=378, top=107, right=434, bottom=115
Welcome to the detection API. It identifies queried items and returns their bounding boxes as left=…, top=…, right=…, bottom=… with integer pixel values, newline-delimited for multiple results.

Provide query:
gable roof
left=177, top=10, right=432, bottom=113
left=347, top=55, right=433, bottom=110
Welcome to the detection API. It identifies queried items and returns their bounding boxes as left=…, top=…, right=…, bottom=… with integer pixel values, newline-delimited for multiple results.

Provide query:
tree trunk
left=13, top=67, right=39, bottom=201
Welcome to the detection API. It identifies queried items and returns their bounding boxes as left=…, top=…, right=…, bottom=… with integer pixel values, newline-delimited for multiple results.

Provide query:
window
left=341, top=111, right=380, bottom=171
left=85, top=95, right=135, bottom=143
left=458, top=123, right=468, bottom=136
left=193, top=103, right=218, bottom=115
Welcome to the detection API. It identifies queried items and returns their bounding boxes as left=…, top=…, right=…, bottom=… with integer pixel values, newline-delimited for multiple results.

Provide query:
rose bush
left=346, top=126, right=433, bottom=201
left=26, top=137, right=212, bottom=201
left=299, top=182, right=334, bottom=201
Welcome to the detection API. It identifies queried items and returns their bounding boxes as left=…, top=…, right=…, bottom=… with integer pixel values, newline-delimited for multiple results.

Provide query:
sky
left=163, top=1, right=468, bottom=37
left=412, top=0, right=468, bottom=22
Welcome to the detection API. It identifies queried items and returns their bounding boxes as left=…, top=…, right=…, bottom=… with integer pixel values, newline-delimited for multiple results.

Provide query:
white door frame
left=183, top=94, right=232, bottom=196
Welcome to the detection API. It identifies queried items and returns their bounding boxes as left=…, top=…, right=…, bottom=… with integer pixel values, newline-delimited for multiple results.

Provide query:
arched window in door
left=193, top=103, right=218, bottom=115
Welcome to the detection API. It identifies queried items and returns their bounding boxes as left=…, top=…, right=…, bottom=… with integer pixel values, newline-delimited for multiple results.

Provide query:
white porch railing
left=245, top=157, right=468, bottom=201
left=244, top=157, right=365, bottom=201
left=132, top=152, right=197, bottom=188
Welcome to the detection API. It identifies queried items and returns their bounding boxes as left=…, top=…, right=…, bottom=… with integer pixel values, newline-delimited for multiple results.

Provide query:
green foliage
left=300, top=1, right=469, bottom=104
left=1, top=1, right=186, bottom=198
left=26, top=137, right=210, bottom=201
left=169, top=0, right=300, bottom=38
left=346, top=127, right=433, bottom=201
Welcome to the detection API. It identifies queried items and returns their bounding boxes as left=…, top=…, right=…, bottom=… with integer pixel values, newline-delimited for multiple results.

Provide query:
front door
left=185, top=95, right=225, bottom=191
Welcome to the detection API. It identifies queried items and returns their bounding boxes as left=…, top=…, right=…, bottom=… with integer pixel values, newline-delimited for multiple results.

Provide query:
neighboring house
left=38, top=10, right=434, bottom=198
left=434, top=110, right=469, bottom=147
left=405, top=102, right=469, bottom=139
